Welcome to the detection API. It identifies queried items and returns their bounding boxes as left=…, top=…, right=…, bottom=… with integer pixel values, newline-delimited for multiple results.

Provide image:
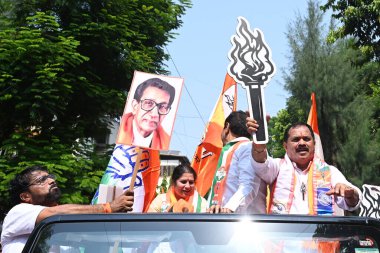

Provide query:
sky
left=165, top=0, right=309, bottom=159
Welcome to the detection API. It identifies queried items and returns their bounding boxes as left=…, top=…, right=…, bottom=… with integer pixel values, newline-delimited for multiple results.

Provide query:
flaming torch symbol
left=228, top=17, right=276, bottom=144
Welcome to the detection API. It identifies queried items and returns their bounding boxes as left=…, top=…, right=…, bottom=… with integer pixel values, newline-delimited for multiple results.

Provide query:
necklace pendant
left=301, top=182, right=306, bottom=201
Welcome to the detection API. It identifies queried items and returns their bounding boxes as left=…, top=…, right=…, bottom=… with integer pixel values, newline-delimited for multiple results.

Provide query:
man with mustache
left=247, top=120, right=361, bottom=215
left=1, top=165, right=134, bottom=253
left=116, top=78, right=175, bottom=149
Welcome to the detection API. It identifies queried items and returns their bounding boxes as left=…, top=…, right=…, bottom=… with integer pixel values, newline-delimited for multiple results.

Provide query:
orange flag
left=191, top=74, right=237, bottom=196
left=307, top=92, right=324, bottom=160
left=140, top=149, right=161, bottom=212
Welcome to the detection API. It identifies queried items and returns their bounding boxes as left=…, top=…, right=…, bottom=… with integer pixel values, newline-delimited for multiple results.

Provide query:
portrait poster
left=116, top=71, right=184, bottom=150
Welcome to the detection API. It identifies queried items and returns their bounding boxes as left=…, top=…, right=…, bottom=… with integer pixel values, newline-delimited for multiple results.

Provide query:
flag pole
left=129, top=147, right=143, bottom=189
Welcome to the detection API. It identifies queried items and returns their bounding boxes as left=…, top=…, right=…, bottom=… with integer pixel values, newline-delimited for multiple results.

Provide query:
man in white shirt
left=1, top=165, right=134, bottom=253
left=207, top=111, right=266, bottom=214
left=247, top=119, right=361, bottom=215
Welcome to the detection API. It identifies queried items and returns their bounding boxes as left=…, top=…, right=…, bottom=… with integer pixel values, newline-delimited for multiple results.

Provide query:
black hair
left=283, top=122, right=315, bottom=142
left=224, top=110, right=251, bottom=139
left=133, top=78, right=176, bottom=107
left=9, top=165, right=48, bottom=206
left=171, top=164, right=197, bottom=185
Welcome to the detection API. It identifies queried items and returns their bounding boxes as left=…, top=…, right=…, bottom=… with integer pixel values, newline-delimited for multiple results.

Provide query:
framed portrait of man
left=116, top=71, right=184, bottom=150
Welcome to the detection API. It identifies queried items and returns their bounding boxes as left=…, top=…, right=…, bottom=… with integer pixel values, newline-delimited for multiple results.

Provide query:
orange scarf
left=209, top=139, right=249, bottom=206
left=164, top=187, right=202, bottom=213
left=268, top=155, right=334, bottom=215
left=116, top=112, right=170, bottom=149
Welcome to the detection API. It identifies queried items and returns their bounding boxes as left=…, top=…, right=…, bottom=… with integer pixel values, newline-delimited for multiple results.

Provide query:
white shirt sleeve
left=330, top=166, right=362, bottom=211
left=223, top=143, right=259, bottom=212
left=1, top=203, right=46, bottom=253
left=250, top=155, right=280, bottom=185
left=1, top=203, right=45, bottom=239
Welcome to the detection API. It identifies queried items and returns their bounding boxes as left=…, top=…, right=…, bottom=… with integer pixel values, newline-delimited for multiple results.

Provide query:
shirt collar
left=285, top=153, right=312, bottom=174
left=226, top=136, right=250, bottom=145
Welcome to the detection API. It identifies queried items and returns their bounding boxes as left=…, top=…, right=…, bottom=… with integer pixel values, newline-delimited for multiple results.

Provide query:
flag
left=307, top=93, right=344, bottom=216
left=92, top=144, right=161, bottom=212
left=307, top=92, right=324, bottom=161
left=191, top=73, right=237, bottom=196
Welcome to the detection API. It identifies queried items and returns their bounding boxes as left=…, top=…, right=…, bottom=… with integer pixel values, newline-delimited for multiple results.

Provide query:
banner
left=116, top=71, right=184, bottom=150
left=92, top=144, right=161, bottom=212
left=191, top=74, right=237, bottom=196
left=307, top=92, right=324, bottom=161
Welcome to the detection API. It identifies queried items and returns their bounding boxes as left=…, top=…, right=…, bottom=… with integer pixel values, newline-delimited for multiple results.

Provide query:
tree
left=321, top=0, right=380, bottom=62
left=267, top=109, right=291, bottom=158
left=321, top=1, right=380, bottom=181
left=0, top=12, right=90, bottom=145
left=320, top=0, right=380, bottom=184
left=336, top=95, right=380, bottom=186
left=283, top=0, right=380, bottom=185
left=0, top=12, right=109, bottom=218
left=0, top=0, right=191, bottom=218
left=283, top=0, right=329, bottom=133
left=1, top=0, right=191, bottom=144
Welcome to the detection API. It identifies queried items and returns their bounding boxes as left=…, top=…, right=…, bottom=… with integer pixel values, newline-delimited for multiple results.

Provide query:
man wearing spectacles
left=117, top=77, right=176, bottom=149
left=1, top=165, right=134, bottom=253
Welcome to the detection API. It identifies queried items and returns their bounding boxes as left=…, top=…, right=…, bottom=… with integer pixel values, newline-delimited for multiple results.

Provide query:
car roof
left=35, top=213, right=380, bottom=227
left=24, top=214, right=380, bottom=253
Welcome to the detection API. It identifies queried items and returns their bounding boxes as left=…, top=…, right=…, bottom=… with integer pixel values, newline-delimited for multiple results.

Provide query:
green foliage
left=0, top=132, right=110, bottom=218
left=0, top=0, right=191, bottom=218
left=321, top=0, right=380, bottom=62
left=0, top=12, right=90, bottom=144
left=321, top=1, right=380, bottom=186
left=1, top=0, right=192, bottom=143
left=282, top=0, right=380, bottom=187
left=267, top=109, right=291, bottom=158
left=11, top=0, right=191, bottom=90
left=284, top=0, right=330, bottom=119
left=157, top=172, right=170, bottom=195
left=336, top=96, right=380, bottom=186
left=0, top=0, right=14, bottom=28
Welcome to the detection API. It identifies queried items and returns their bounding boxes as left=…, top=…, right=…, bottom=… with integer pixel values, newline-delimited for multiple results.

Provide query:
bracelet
left=253, top=148, right=266, bottom=154
left=102, top=203, right=112, bottom=213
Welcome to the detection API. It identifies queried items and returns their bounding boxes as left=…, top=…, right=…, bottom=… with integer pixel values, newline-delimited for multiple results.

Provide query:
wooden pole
left=129, top=147, right=143, bottom=189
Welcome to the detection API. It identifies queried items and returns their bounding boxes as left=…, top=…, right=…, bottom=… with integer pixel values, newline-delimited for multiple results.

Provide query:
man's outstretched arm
left=37, top=190, right=134, bottom=224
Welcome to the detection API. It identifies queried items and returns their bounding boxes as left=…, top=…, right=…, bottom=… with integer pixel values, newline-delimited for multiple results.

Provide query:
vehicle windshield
left=29, top=217, right=380, bottom=253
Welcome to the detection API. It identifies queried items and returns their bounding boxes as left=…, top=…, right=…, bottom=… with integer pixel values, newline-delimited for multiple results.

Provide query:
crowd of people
left=0, top=111, right=362, bottom=253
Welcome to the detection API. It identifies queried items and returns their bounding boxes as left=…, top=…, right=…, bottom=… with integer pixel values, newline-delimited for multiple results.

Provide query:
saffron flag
left=92, top=144, right=161, bottom=212
left=307, top=92, right=324, bottom=161
left=308, top=93, right=345, bottom=216
left=191, top=73, right=237, bottom=196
